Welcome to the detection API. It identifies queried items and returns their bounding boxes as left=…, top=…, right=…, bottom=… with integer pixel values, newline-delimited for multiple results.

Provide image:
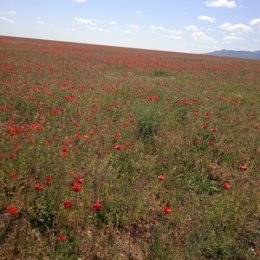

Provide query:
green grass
left=0, top=36, right=260, bottom=260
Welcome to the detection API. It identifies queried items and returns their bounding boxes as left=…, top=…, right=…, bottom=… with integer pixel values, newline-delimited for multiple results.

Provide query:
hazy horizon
left=1, top=0, right=260, bottom=54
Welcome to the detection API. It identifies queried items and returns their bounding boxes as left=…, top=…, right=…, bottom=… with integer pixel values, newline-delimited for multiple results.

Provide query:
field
left=0, top=36, right=260, bottom=260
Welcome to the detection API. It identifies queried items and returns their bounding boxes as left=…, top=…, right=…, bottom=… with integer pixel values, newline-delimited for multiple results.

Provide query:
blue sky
left=0, top=0, right=260, bottom=53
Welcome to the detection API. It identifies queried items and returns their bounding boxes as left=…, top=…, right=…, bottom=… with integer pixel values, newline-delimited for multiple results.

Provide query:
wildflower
left=211, top=128, right=218, bottom=133
left=114, top=144, right=122, bottom=151
left=151, top=219, right=157, bottom=225
left=9, top=153, right=17, bottom=160
left=61, top=151, right=69, bottom=158
left=93, top=202, right=103, bottom=212
left=64, top=201, right=73, bottom=209
left=71, top=183, right=82, bottom=192
left=62, top=146, right=68, bottom=152
left=239, top=165, right=248, bottom=171
left=158, top=175, right=165, bottom=181
left=193, top=110, right=199, bottom=117
left=34, top=184, right=44, bottom=191
left=205, top=112, right=211, bottom=120
left=209, top=141, right=216, bottom=146
left=163, top=206, right=172, bottom=215
left=148, top=94, right=160, bottom=102
left=194, top=140, right=201, bottom=145
left=114, top=132, right=121, bottom=139
left=223, top=182, right=231, bottom=190
left=9, top=173, right=18, bottom=180
left=45, top=176, right=53, bottom=184
left=7, top=207, right=19, bottom=215
left=75, top=133, right=82, bottom=140
left=77, top=178, right=85, bottom=184
left=59, top=234, right=67, bottom=242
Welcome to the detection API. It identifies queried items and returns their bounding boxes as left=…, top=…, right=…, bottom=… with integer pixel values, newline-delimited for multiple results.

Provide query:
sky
left=0, top=0, right=260, bottom=53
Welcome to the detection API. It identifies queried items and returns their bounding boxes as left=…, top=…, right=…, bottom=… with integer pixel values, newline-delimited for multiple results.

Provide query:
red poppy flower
left=211, top=128, right=218, bottom=133
left=93, top=202, right=103, bottom=212
left=202, top=124, right=208, bottom=129
left=192, top=110, right=198, bottom=117
left=151, top=219, right=157, bottom=225
left=163, top=206, right=172, bottom=215
left=209, top=141, right=216, bottom=146
left=71, top=183, right=82, bottom=192
left=62, top=146, right=68, bottom=152
left=7, top=207, right=19, bottom=215
left=77, top=178, right=85, bottom=184
left=205, top=112, right=211, bottom=120
left=45, top=176, right=53, bottom=184
left=75, top=133, right=82, bottom=140
left=100, top=181, right=108, bottom=187
left=114, top=144, right=122, bottom=151
left=9, top=172, right=18, bottom=180
left=223, top=182, right=231, bottom=190
left=239, top=165, right=248, bottom=171
left=194, top=140, right=201, bottom=145
left=34, top=184, right=44, bottom=191
left=158, top=175, right=165, bottom=181
left=9, top=153, right=17, bottom=160
left=59, top=234, right=67, bottom=242
left=61, top=151, right=69, bottom=158
left=114, top=132, right=121, bottom=139
left=64, top=201, right=73, bottom=209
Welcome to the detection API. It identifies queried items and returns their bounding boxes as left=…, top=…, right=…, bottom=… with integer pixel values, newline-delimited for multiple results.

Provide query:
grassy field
left=0, top=36, right=260, bottom=260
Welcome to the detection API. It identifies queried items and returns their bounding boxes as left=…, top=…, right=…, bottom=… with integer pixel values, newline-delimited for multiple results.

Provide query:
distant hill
left=206, top=49, right=260, bottom=60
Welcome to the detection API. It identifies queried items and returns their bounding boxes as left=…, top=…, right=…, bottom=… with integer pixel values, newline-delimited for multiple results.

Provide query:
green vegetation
left=0, top=36, right=259, bottom=260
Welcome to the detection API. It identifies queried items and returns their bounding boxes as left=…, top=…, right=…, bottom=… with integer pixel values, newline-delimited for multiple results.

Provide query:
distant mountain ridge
left=206, top=49, right=260, bottom=60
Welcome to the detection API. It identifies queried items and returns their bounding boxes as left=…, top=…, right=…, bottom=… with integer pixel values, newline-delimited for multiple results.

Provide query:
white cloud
left=129, top=24, right=140, bottom=29
left=98, top=28, right=109, bottom=33
left=110, top=21, right=116, bottom=25
left=0, top=16, right=14, bottom=23
left=168, top=29, right=182, bottom=35
left=74, top=17, right=98, bottom=26
left=168, top=29, right=183, bottom=40
left=124, top=30, right=133, bottom=34
left=36, top=20, right=44, bottom=25
left=150, top=25, right=165, bottom=31
left=136, top=11, right=142, bottom=15
left=185, top=25, right=200, bottom=31
left=198, top=15, right=215, bottom=23
left=205, top=0, right=237, bottom=8
left=73, top=0, right=86, bottom=3
left=220, top=22, right=253, bottom=34
left=169, top=35, right=183, bottom=40
left=7, top=11, right=16, bottom=15
left=150, top=25, right=182, bottom=40
left=192, top=31, right=217, bottom=44
left=223, top=35, right=244, bottom=43
left=250, top=19, right=260, bottom=29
